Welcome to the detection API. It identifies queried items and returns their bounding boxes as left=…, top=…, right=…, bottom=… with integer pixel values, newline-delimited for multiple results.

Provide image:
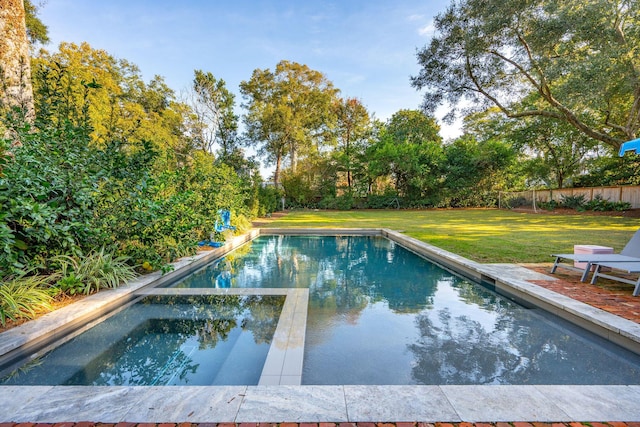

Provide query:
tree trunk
left=289, top=141, right=297, bottom=173
left=0, top=0, right=35, bottom=123
left=274, top=152, right=282, bottom=187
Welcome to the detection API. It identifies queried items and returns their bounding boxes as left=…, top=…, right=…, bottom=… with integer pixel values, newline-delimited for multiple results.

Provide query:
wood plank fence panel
left=501, top=186, right=640, bottom=209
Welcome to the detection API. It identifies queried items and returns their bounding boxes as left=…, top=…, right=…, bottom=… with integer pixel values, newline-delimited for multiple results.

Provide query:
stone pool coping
left=1, top=228, right=639, bottom=422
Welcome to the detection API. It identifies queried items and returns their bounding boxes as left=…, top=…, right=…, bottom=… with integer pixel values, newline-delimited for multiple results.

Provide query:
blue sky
left=37, top=0, right=460, bottom=138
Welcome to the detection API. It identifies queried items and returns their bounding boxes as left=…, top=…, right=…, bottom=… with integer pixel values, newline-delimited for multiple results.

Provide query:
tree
left=367, top=110, right=444, bottom=203
left=333, top=97, right=371, bottom=191
left=442, top=136, right=515, bottom=206
left=464, top=107, right=600, bottom=189
left=412, top=0, right=640, bottom=150
left=240, top=60, right=339, bottom=185
left=0, top=0, right=35, bottom=122
left=188, top=70, right=239, bottom=156
left=24, top=0, right=49, bottom=46
left=32, top=42, right=190, bottom=163
left=512, top=118, right=599, bottom=189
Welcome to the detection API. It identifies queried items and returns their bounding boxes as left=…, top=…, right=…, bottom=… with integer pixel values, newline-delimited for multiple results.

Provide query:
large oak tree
left=412, top=0, right=640, bottom=150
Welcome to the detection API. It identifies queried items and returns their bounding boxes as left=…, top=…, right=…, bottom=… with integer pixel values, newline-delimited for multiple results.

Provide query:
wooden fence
left=500, top=185, right=640, bottom=209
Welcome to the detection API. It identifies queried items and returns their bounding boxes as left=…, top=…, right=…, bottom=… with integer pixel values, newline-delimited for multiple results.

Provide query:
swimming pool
left=5, top=232, right=640, bottom=387
left=169, top=234, right=640, bottom=385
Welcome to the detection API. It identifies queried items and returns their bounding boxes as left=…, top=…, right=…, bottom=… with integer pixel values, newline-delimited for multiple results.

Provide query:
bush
left=560, top=194, right=586, bottom=210
left=0, top=123, right=103, bottom=274
left=502, top=196, right=528, bottom=209
left=584, top=195, right=631, bottom=212
left=538, top=200, right=558, bottom=211
left=52, top=247, right=137, bottom=295
left=0, top=274, right=54, bottom=327
left=257, top=185, right=282, bottom=216
left=363, top=190, right=400, bottom=209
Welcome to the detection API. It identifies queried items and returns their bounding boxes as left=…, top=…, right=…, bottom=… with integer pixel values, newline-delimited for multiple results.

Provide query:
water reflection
left=408, top=280, right=640, bottom=384
left=172, top=236, right=640, bottom=385
left=2, top=295, right=283, bottom=386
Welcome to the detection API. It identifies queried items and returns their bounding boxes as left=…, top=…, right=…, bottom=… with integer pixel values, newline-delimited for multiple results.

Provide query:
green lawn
left=261, top=209, right=640, bottom=263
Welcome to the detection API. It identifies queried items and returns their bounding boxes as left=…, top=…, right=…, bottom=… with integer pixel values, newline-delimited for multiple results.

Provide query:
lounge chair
left=214, top=209, right=236, bottom=233
left=550, top=229, right=640, bottom=281
left=590, top=261, right=640, bottom=296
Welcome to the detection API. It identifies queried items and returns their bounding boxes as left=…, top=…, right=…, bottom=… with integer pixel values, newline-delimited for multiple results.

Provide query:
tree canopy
left=412, top=0, right=640, bottom=150
left=240, top=60, right=339, bottom=185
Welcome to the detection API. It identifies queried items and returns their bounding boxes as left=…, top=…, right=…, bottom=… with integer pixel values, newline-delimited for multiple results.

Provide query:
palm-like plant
left=0, top=274, right=54, bottom=327
left=54, top=247, right=137, bottom=295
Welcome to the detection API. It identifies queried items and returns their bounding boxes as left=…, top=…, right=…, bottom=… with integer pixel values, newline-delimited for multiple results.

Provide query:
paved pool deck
left=1, top=229, right=640, bottom=423
left=2, top=423, right=639, bottom=427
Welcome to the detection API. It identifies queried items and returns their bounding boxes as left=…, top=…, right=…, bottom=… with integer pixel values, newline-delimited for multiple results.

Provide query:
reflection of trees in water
left=88, top=295, right=283, bottom=385
left=3, top=295, right=283, bottom=386
left=173, top=241, right=255, bottom=288
left=177, top=235, right=442, bottom=316
left=141, top=295, right=283, bottom=347
left=67, top=319, right=204, bottom=385
left=408, top=281, right=640, bottom=384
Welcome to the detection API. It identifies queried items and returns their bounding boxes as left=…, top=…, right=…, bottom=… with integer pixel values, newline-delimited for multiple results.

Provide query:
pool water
left=1, top=295, right=283, bottom=385
left=172, top=235, right=640, bottom=385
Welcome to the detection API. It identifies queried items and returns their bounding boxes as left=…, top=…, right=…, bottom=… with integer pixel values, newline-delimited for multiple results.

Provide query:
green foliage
left=257, top=184, right=282, bottom=216
left=1, top=41, right=260, bottom=295
left=538, top=200, right=558, bottom=211
left=501, top=196, right=528, bottom=209
left=584, top=195, right=632, bottom=212
left=281, top=171, right=316, bottom=208
left=441, top=136, right=515, bottom=207
left=52, top=247, right=137, bottom=295
left=560, top=194, right=586, bottom=210
left=574, top=155, right=640, bottom=187
left=240, top=60, right=340, bottom=185
left=0, top=122, right=102, bottom=273
left=363, top=189, right=401, bottom=209
left=0, top=274, right=54, bottom=327
left=367, top=110, right=444, bottom=203
left=412, top=0, right=640, bottom=150
left=319, top=193, right=356, bottom=210
left=190, top=70, right=240, bottom=155
left=23, top=0, right=49, bottom=45
left=332, top=97, right=372, bottom=192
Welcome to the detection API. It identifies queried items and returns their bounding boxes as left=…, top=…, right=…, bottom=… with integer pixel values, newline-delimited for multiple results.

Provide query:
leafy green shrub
left=364, top=190, right=400, bottom=209
left=538, top=200, right=558, bottom=211
left=0, top=123, right=102, bottom=274
left=257, top=185, right=282, bottom=216
left=560, top=194, right=586, bottom=210
left=0, top=274, right=54, bottom=327
left=502, top=196, right=528, bottom=209
left=584, top=195, right=631, bottom=212
left=53, top=247, right=137, bottom=295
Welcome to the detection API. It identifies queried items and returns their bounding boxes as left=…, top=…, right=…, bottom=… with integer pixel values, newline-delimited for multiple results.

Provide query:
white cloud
left=418, top=22, right=436, bottom=36
left=407, top=14, right=424, bottom=21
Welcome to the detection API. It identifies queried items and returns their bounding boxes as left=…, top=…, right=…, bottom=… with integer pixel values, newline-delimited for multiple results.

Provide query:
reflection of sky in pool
left=173, top=235, right=640, bottom=385
left=1, top=295, right=283, bottom=386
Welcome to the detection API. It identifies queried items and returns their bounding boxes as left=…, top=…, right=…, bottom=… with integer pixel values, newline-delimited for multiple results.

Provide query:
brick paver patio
left=524, top=263, right=640, bottom=323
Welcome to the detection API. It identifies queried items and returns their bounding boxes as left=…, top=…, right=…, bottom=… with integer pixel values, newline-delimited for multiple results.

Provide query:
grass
left=262, top=208, right=640, bottom=263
